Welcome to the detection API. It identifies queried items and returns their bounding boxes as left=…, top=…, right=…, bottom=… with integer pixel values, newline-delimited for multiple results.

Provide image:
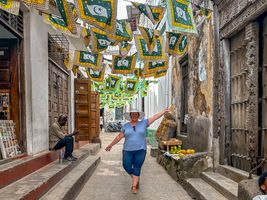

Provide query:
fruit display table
left=160, top=138, right=182, bottom=152
left=157, top=149, right=208, bottom=182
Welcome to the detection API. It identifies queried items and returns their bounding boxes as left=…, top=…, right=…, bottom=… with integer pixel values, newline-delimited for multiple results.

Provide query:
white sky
left=117, top=0, right=146, bottom=19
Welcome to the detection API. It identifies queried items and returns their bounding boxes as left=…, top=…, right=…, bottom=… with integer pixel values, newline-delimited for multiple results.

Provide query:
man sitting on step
left=49, top=114, right=79, bottom=162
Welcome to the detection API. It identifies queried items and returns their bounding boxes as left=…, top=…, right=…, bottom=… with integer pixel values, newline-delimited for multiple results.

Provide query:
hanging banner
left=0, top=0, right=20, bottom=15
left=91, top=28, right=117, bottom=53
left=112, top=55, right=136, bottom=75
left=166, top=31, right=181, bottom=55
left=22, top=0, right=49, bottom=12
left=178, top=35, right=188, bottom=56
left=149, top=5, right=166, bottom=25
left=144, top=60, right=168, bottom=73
left=119, top=41, right=132, bottom=57
left=131, top=2, right=155, bottom=24
left=76, top=0, right=117, bottom=33
left=134, top=68, right=143, bottom=79
left=87, top=67, right=105, bottom=82
left=82, top=27, right=91, bottom=47
left=154, top=69, right=168, bottom=78
left=135, top=35, right=165, bottom=61
left=142, top=70, right=155, bottom=79
left=125, top=78, right=139, bottom=94
left=138, top=26, right=159, bottom=54
left=43, top=0, right=78, bottom=35
left=104, top=75, right=122, bottom=92
left=74, top=50, right=102, bottom=70
left=108, top=20, right=133, bottom=41
left=167, top=0, right=197, bottom=34
left=72, top=65, right=80, bottom=76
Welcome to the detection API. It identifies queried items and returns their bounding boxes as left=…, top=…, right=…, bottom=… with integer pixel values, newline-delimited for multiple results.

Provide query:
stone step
left=0, top=141, right=92, bottom=189
left=41, top=155, right=100, bottom=200
left=0, top=143, right=99, bottom=200
left=217, top=164, right=258, bottom=183
left=201, top=171, right=238, bottom=200
left=186, top=178, right=228, bottom=200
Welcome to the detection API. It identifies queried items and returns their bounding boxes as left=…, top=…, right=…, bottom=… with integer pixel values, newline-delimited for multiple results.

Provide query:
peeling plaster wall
left=172, top=18, right=214, bottom=153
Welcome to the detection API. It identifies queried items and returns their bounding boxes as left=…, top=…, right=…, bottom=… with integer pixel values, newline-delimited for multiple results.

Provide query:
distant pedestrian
left=49, top=114, right=79, bottom=162
left=100, top=116, right=104, bottom=132
left=105, top=107, right=171, bottom=194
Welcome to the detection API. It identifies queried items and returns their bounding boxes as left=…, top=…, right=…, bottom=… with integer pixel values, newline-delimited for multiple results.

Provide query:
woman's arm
left=148, top=107, right=171, bottom=126
left=105, top=132, right=125, bottom=151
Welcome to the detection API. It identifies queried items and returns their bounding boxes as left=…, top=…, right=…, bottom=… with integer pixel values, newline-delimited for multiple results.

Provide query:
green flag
left=144, top=61, right=168, bottom=73
left=149, top=5, right=166, bottom=25
left=74, top=50, right=102, bottom=70
left=108, top=20, right=133, bottom=41
left=43, top=0, right=77, bottom=35
left=131, top=2, right=155, bottom=24
left=91, top=27, right=118, bottom=53
left=119, top=41, right=132, bottom=57
left=0, top=0, right=20, bottom=15
left=178, top=35, right=188, bottom=56
left=138, top=26, right=159, bottom=54
left=125, top=78, right=139, bottom=95
left=166, top=32, right=181, bottom=55
left=112, top=55, right=136, bottom=75
left=87, top=67, right=105, bottom=82
left=76, top=0, right=117, bottom=33
left=167, top=0, right=197, bottom=34
left=22, top=0, right=49, bottom=12
left=104, top=75, right=122, bottom=92
left=135, top=35, right=165, bottom=61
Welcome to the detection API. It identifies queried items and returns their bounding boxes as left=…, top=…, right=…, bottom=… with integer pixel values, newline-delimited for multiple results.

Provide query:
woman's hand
left=164, top=107, right=171, bottom=113
left=105, top=144, right=113, bottom=152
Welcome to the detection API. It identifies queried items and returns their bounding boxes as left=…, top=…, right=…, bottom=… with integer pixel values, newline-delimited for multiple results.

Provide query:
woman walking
left=105, top=107, right=170, bottom=194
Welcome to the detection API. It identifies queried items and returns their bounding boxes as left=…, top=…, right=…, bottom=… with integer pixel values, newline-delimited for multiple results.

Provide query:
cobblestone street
left=76, top=133, right=192, bottom=200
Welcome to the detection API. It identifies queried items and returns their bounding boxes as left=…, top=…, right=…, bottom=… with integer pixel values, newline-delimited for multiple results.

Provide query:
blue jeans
left=54, top=136, right=74, bottom=158
left=122, top=149, right=146, bottom=176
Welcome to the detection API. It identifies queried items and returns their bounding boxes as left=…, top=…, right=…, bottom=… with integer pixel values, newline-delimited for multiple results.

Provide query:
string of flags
left=0, top=0, right=213, bottom=109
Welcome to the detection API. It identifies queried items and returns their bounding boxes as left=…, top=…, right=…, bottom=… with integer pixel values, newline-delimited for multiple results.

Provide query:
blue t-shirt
left=121, top=119, right=149, bottom=151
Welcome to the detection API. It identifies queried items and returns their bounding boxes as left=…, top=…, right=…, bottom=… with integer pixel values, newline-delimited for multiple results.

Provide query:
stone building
left=214, top=0, right=267, bottom=174
left=172, top=0, right=267, bottom=175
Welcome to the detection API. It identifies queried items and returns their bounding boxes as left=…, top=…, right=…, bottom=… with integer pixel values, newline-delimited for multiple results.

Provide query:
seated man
left=49, top=114, right=79, bottom=161
left=253, top=172, right=267, bottom=200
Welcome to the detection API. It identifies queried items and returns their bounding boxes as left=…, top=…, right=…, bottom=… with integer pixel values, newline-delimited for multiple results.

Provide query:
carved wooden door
left=75, top=79, right=100, bottom=141
left=229, top=30, right=251, bottom=171
left=48, top=60, right=69, bottom=131
left=260, top=16, right=267, bottom=172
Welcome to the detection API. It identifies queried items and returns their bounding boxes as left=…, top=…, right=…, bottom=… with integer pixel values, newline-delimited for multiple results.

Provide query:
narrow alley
left=76, top=133, right=192, bottom=200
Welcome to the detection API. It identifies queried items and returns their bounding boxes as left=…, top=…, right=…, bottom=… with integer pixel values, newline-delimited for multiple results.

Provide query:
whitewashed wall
left=23, top=9, right=76, bottom=155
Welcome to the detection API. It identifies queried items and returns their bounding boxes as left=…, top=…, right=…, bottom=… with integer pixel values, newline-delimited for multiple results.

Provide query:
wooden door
left=75, top=79, right=100, bottom=141
left=229, top=30, right=250, bottom=171
left=260, top=16, right=267, bottom=172
left=48, top=60, right=69, bottom=130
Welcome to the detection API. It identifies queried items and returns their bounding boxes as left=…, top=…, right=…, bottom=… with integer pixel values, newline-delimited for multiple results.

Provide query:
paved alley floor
left=76, top=133, right=192, bottom=200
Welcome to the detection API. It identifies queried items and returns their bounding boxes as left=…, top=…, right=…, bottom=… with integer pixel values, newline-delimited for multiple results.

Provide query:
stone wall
left=172, top=17, right=214, bottom=153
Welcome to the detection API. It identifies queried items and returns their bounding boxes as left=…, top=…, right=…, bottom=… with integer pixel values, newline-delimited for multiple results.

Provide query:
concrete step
left=217, top=164, right=258, bottom=183
left=186, top=178, right=228, bottom=200
left=201, top=171, right=238, bottom=200
left=0, top=141, right=92, bottom=189
left=0, top=143, right=98, bottom=200
left=41, top=155, right=100, bottom=200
